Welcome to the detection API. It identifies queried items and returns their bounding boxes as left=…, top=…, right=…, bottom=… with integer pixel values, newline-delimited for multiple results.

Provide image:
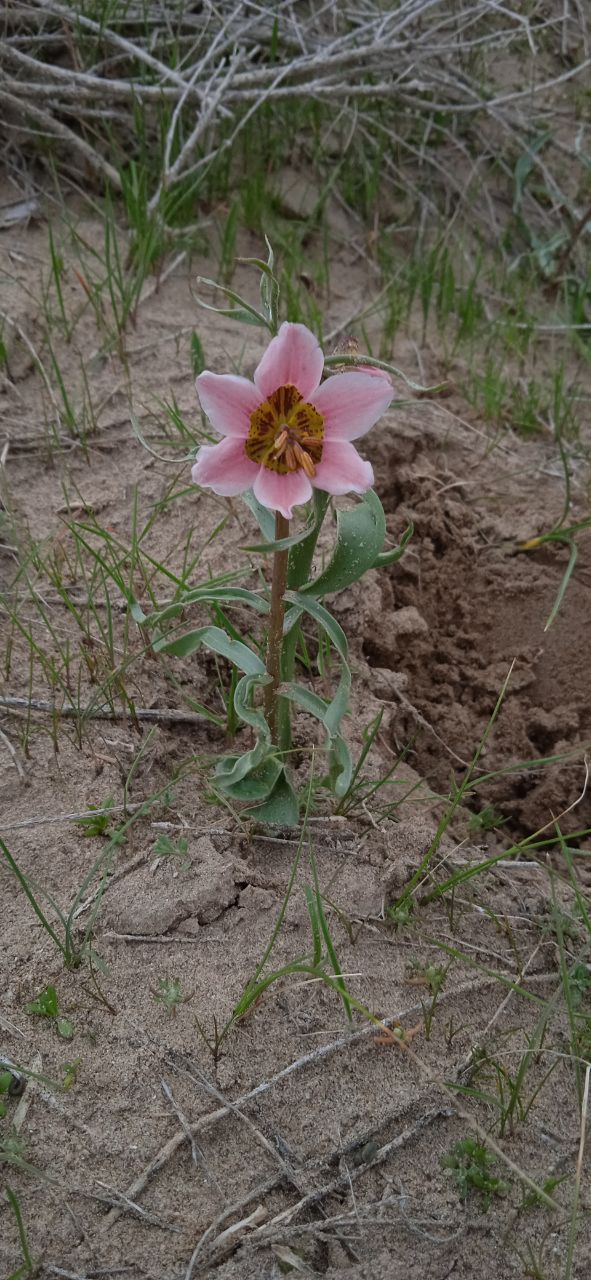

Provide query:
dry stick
left=185, top=1206, right=267, bottom=1277
left=0, top=725, right=25, bottom=780
left=197, top=1107, right=454, bottom=1274
left=0, top=308, right=64, bottom=428
left=264, top=512, right=289, bottom=743
left=101, top=973, right=557, bottom=1231
left=35, top=0, right=198, bottom=93
left=171, top=1058, right=311, bottom=1278
left=0, top=87, right=121, bottom=188
left=0, top=694, right=217, bottom=727
left=182, top=1105, right=455, bottom=1274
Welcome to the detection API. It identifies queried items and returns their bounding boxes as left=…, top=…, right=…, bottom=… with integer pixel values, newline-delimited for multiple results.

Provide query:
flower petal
left=196, top=372, right=260, bottom=437
left=254, top=322, right=324, bottom=401
left=312, top=440, right=374, bottom=496
left=253, top=466, right=313, bottom=520
left=312, top=372, right=392, bottom=441
left=192, top=436, right=258, bottom=496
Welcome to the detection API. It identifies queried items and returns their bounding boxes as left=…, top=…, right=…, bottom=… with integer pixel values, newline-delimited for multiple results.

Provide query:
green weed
left=25, top=984, right=74, bottom=1040
left=152, top=977, right=191, bottom=1015
left=441, top=1137, right=509, bottom=1210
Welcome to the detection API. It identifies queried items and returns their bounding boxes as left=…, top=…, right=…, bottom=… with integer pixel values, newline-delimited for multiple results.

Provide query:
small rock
left=238, top=885, right=275, bottom=912
left=370, top=667, right=409, bottom=699
left=192, top=835, right=220, bottom=864
left=109, top=890, right=188, bottom=936
left=389, top=605, right=429, bottom=637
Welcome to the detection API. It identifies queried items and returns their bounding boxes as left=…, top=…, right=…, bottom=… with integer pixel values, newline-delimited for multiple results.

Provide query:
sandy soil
left=1, top=201, right=591, bottom=1279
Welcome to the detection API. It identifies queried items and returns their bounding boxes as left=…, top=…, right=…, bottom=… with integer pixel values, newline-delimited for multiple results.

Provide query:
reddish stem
left=264, top=511, right=289, bottom=743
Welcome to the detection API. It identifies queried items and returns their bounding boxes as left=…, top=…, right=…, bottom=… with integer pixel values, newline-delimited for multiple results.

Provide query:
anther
left=293, top=443, right=316, bottom=477
left=273, top=428, right=289, bottom=456
left=284, top=444, right=297, bottom=472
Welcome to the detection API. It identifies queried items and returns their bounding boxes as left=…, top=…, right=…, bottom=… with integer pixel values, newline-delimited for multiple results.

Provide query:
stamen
left=294, top=443, right=316, bottom=477
left=273, top=428, right=289, bottom=456
left=284, top=444, right=297, bottom=472
left=299, top=434, right=320, bottom=449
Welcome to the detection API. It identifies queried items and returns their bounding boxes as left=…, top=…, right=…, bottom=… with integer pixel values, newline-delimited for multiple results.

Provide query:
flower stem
left=264, top=511, right=289, bottom=743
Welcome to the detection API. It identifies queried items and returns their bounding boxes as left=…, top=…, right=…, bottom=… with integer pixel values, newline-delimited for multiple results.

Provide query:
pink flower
left=192, top=322, right=392, bottom=520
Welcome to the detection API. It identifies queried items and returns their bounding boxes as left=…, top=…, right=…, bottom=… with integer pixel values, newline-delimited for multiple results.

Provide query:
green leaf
left=241, top=509, right=318, bottom=554
left=26, top=985, right=58, bottom=1019
left=217, top=756, right=282, bottom=801
left=284, top=591, right=348, bottom=664
left=281, top=593, right=352, bottom=795
left=195, top=276, right=269, bottom=328
left=135, top=586, right=269, bottom=628
left=373, top=522, right=413, bottom=568
left=281, top=681, right=352, bottom=796
left=190, top=332, right=205, bottom=377
left=544, top=539, right=578, bottom=632
left=300, top=490, right=386, bottom=597
left=153, top=625, right=265, bottom=674
left=0, top=1071, right=13, bottom=1095
left=329, top=733, right=353, bottom=796
left=287, top=489, right=330, bottom=589
left=56, top=1017, right=74, bottom=1041
left=242, top=490, right=276, bottom=542
left=513, top=131, right=551, bottom=213
left=243, top=768, right=300, bottom=825
left=232, top=672, right=271, bottom=738
left=214, top=673, right=277, bottom=793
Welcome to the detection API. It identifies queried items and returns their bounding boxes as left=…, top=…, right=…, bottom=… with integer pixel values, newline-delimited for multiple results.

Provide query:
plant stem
left=276, top=489, right=330, bottom=752
left=264, top=511, right=289, bottom=742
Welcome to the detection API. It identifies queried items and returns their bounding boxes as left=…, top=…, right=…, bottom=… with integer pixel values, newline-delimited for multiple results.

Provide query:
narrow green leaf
left=310, top=854, right=352, bottom=1022
left=305, top=887, right=323, bottom=967
left=284, top=591, right=348, bottom=663
left=544, top=539, right=578, bottom=631
left=153, top=625, right=265, bottom=674
left=139, top=586, right=269, bottom=628
left=281, top=680, right=351, bottom=795
left=513, top=131, right=551, bottom=213
left=373, top=522, right=413, bottom=568
left=195, top=276, right=268, bottom=327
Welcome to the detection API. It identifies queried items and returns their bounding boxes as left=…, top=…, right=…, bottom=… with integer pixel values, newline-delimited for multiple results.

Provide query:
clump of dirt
left=331, top=402, right=591, bottom=842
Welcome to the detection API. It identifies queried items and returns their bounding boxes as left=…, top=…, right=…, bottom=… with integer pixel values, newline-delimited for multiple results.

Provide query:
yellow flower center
left=245, top=384, right=324, bottom=476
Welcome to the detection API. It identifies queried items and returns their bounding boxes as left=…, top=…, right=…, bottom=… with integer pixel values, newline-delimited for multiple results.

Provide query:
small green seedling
left=76, top=798, right=125, bottom=844
left=441, top=1137, right=508, bottom=1210
left=520, top=1172, right=569, bottom=1211
left=62, top=1060, right=81, bottom=1091
left=387, top=898, right=415, bottom=929
left=25, top=984, right=74, bottom=1040
left=568, top=961, right=591, bottom=1007
left=152, top=976, right=191, bottom=1015
left=408, top=960, right=447, bottom=995
left=152, top=834, right=190, bottom=865
left=468, top=804, right=506, bottom=834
